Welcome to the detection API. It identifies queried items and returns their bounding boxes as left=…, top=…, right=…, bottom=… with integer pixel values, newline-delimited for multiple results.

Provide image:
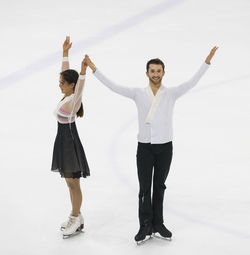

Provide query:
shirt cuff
left=79, top=74, right=86, bottom=80
left=62, top=57, right=69, bottom=62
left=202, top=62, right=210, bottom=71
left=93, top=69, right=99, bottom=75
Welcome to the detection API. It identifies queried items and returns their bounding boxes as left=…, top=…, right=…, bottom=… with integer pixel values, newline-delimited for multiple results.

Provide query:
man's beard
left=149, top=77, right=162, bottom=85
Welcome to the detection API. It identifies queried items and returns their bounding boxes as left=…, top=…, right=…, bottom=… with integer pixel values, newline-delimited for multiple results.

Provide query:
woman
left=51, top=36, right=90, bottom=238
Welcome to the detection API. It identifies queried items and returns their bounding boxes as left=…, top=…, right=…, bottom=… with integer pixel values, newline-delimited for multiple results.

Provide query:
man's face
left=146, top=64, right=165, bottom=85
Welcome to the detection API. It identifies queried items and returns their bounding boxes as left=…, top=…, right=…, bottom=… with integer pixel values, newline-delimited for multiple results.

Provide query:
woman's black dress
left=51, top=121, right=90, bottom=178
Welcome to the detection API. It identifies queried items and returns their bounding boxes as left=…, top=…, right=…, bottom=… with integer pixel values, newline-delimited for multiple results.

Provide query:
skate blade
left=136, top=235, right=152, bottom=245
left=62, top=227, right=84, bottom=239
left=153, top=233, right=172, bottom=241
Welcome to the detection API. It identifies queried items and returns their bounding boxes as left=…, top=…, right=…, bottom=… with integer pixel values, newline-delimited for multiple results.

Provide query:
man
left=85, top=46, right=218, bottom=243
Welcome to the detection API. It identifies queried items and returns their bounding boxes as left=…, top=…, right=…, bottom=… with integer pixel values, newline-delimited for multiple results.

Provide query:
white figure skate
left=62, top=215, right=83, bottom=238
left=61, top=212, right=84, bottom=230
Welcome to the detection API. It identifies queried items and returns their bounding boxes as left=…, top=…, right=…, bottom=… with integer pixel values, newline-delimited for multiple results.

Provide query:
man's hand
left=84, top=55, right=97, bottom=72
left=63, top=36, right=72, bottom=57
left=205, top=46, right=218, bottom=64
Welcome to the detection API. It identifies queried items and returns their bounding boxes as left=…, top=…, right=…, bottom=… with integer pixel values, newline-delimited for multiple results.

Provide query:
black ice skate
left=152, top=224, right=172, bottom=240
left=134, top=224, right=152, bottom=244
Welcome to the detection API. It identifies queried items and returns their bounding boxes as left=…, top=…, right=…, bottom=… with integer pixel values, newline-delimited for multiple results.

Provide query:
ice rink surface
left=0, top=0, right=250, bottom=254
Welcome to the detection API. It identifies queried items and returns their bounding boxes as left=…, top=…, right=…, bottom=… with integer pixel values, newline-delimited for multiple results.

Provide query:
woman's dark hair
left=60, top=69, right=84, bottom=118
left=146, top=58, right=165, bottom=72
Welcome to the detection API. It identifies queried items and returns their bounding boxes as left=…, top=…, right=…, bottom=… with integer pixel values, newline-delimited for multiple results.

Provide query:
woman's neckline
left=61, top=93, right=74, bottom=101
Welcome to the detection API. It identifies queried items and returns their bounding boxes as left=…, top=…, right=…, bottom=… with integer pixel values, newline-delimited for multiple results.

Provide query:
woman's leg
left=65, top=178, right=82, bottom=216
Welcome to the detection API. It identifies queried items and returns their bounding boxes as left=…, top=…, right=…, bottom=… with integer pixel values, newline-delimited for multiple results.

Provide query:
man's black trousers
left=136, top=141, right=173, bottom=226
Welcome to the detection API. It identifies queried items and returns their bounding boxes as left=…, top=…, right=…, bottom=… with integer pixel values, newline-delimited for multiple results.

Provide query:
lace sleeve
left=61, top=75, right=86, bottom=114
left=62, top=57, right=70, bottom=72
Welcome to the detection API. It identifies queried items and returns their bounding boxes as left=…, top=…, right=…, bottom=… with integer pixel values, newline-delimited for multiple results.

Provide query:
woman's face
left=59, top=75, right=74, bottom=94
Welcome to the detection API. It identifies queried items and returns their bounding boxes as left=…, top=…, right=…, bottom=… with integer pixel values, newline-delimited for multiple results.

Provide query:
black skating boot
left=134, top=224, right=152, bottom=243
left=152, top=224, right=172, bottom=239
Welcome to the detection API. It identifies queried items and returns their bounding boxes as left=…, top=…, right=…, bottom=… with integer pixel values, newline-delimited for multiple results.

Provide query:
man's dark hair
left=146, top=58, right=165, bottom=72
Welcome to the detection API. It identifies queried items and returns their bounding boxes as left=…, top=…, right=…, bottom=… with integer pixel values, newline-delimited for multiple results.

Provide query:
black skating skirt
left=51, top=121, right=90, bottom=178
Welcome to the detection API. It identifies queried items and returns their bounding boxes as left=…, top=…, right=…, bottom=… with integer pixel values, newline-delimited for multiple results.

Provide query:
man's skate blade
left=153, top=233, right=172, bottom=241
left=136, top=235, right=152, bottom=245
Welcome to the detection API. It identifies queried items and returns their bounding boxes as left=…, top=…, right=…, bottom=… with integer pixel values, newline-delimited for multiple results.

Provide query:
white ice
left=0, top=0, right=250, bottom=254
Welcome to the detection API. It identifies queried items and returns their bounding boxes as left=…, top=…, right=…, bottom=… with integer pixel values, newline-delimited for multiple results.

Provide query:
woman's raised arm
left=62, top=36, right=72, bottom=71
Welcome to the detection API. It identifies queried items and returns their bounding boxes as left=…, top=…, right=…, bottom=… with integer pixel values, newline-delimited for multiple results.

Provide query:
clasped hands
left=81, top=55, right=96, bottom=75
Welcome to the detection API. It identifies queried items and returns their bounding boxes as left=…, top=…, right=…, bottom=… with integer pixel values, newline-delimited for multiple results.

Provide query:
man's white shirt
left=93, top=62, right=210, bottom=144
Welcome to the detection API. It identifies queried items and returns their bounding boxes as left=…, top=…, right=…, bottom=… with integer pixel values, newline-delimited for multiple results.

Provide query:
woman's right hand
left=80, top=57, right=88, bottom=75
left=63, top=36, right=72, bottom=57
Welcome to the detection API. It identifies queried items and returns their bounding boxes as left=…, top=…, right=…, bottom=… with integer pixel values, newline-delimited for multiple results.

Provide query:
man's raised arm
left=85, top=55, right=136, bottom=100
left=173, top=46, right=218, bottom=99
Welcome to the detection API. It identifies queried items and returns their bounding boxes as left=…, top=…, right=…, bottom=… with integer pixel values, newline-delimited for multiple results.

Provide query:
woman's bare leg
left=65, top=178, right=82, bottom=216
left=69, top=188, right=73, bottom=205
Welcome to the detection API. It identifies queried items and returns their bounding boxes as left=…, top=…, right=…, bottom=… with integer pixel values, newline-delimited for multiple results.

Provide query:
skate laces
left=66, top=216, right=77, bottom=228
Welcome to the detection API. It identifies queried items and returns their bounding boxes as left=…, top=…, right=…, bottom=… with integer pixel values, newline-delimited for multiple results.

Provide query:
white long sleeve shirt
left=94, top=62, right=210, bottom=144
left=54, top=57, right=85, bottom=124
